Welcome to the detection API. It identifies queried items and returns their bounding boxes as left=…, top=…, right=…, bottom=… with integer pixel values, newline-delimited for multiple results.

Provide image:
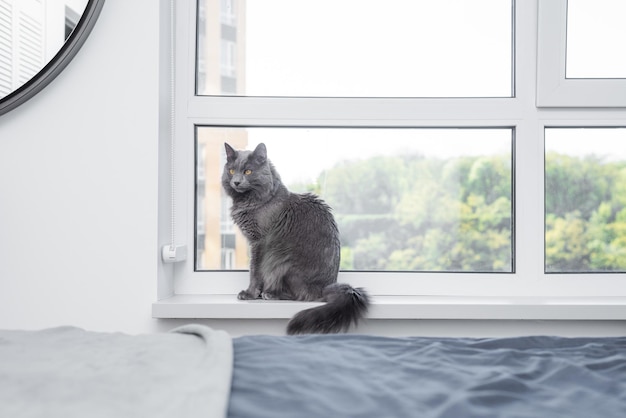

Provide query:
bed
left=1, top=325, right=625, bottom=418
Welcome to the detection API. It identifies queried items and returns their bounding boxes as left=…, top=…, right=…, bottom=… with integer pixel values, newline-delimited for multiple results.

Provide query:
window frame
left=160, top=0, right=626, bottom=306
left=536, top=0, right=626, bottom=107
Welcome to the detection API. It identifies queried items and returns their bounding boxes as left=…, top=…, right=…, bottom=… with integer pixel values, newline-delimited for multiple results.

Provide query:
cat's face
left=223, top=142, right=271, bottom=194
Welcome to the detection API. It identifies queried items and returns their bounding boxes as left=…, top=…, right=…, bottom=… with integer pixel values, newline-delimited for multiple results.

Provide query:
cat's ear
left=224, top=143, right=237, bottom=162
left=252, top=143, right=267, bottom=164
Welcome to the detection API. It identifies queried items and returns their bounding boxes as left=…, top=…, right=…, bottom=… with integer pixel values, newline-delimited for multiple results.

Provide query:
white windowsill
left=152, top=295, right=626, bottom=320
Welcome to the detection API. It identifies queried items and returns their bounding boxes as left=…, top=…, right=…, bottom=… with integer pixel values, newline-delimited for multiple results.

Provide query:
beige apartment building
left=196, top=0, right=249, bottom=270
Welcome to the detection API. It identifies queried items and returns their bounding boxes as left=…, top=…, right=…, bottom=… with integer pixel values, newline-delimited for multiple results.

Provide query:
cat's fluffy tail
left=286, top=283, right=370, bottom=335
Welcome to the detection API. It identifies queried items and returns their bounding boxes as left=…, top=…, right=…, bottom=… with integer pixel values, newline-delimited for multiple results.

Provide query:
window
left=545, top=127, right=626, bottom=273
left=196, top=126, right=514, bottom=273
left=196, top=0, right=513, bottom=97
left=219, top=40, right=236, bottom=78
left=159, top=0, right=626, bottom=308
left=65, top=5, right=81, bottom=40
left=220, top=0, right=235, bottom=26
left=565, top=0, right=626, bottom=79
left=537, top=0, right=626, bottom=106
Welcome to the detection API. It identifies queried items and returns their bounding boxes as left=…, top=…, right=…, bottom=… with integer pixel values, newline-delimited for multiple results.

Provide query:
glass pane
left=196, top=0, right=513, bottom=97
left=196, top=127, right=513, bottom=272
left=545, top=128, right=626, bottom=272
left=566, top=0, right=626, bottom=79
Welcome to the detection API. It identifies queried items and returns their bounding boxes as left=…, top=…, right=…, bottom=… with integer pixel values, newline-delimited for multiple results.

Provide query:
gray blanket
left=229, top=334, right=626, bottom=418
left=0, top=325, right=233, bottom=418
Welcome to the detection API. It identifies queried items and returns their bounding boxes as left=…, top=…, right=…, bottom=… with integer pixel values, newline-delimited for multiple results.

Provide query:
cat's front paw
left=238, top=290, right=260, bottom=300
left=261, top=292, right=279, bottom=300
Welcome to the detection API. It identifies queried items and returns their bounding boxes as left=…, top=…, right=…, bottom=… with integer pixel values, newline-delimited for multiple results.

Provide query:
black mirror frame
left=0, top=0, right=106, bottom=116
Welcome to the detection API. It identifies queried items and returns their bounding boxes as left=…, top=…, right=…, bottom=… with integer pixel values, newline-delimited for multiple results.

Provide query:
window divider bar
left=185, top=97, right=526, bottom=125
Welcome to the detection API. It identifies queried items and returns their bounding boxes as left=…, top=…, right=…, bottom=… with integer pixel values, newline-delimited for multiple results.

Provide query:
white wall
left=0, top=0, right=160, bottom=333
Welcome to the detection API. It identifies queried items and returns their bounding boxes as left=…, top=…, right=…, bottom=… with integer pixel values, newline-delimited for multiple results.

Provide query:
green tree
left=545, top=153, right=611, bottom=219
left=545, top=153, right=626, bottom=272
left=545, top=211, right=590, bottom=272
left=306, top=152, right=513, bottom=272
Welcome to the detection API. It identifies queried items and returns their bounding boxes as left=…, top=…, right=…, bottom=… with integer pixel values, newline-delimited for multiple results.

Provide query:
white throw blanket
left=0, top=324, right=233, bottom=418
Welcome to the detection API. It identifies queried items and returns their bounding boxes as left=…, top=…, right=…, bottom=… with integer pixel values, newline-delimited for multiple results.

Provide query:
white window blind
left=0, top=0, right=45, bottom=97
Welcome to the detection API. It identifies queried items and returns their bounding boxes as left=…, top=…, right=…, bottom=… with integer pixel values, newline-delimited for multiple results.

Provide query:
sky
left=545, top=128, right=626, bottom=162
left=244, top=0, right=512, bottom=98
left=566, top=0, right=626, bottom=78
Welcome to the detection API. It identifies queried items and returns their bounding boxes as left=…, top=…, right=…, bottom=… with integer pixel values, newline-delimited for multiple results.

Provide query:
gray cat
left=222, top=142, right=369, bottom=334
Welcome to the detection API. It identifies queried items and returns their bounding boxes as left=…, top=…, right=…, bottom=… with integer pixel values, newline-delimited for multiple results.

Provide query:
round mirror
left=0, top=0, right=105, bottom=116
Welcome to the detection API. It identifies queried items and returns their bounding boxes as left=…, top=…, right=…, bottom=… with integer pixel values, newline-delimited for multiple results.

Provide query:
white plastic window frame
left=162, top=0, right=626, bottom=302
left=536, top=0, right=626, bottom=107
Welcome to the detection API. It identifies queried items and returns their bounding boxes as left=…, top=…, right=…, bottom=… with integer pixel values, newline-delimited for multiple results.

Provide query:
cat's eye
left=229, top=169, right=235, bottom=175
left=244, top=169, right=252, bottom=175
